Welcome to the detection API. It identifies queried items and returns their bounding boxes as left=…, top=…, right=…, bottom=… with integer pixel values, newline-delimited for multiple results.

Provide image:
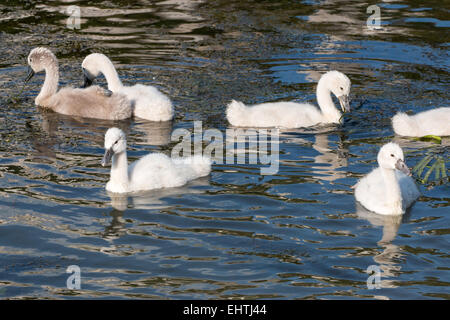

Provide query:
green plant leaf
left=441, top=159, right=448, bottom=179
left=422, top=160, right=439, bottom=183
left=414, top=135, right=442, bottom=144
left=413, top=155, right=433, bottom=177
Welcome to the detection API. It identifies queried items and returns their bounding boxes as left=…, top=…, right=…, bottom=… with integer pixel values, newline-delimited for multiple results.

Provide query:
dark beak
left=338, top=95, right=350, bottom=113
left=395, top=159, right=411, bottom=176
left=25, top=67, right=35, bottom=83
left=102, top=89, right=113, bottom=97
left=102, top=148, right=114, bottom=167
left=82, top=68, right=94, bottom=88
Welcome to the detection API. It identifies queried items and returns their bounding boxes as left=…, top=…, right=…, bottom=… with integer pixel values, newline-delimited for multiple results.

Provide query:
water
left=0, top=0, right=448, bottom=299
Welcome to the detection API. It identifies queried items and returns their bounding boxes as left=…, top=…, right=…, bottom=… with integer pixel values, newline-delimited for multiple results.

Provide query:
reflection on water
left=108, top=177, right=209, bottom=211
left=356, top=203, right=405, bottom=289
left=312, top=133, right=348, bottom=182
left=102, top=209, right=127, bottom=242
left=133, top=119, right=173, bottom=146
left=0, top=0, right=448, bottom=299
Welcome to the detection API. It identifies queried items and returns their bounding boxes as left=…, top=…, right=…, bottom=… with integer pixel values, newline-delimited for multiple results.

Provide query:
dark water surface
left=0, top=0, right=448, bottom=299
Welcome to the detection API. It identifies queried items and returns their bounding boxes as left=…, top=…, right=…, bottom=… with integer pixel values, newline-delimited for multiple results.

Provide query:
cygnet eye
left=114, top=140, right=119, bottom=145
left=390, top=154, right=394, bottom=157
left=340, top=86, right=344, bottom=91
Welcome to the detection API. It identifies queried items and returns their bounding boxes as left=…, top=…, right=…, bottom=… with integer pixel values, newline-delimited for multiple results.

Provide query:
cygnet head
left=25, top=47, right=57, bottom=82
left=81, top=53, right=108, bottom=88
left=102, top=127, right=127, bottom=166
left=377, top=142, right=411, bottom=176
left=320, top=71, right=351, bottom=112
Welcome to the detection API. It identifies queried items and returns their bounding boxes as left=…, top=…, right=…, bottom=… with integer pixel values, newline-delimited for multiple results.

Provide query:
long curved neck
left=380, top=167, right=402, bottom=214
left=99, top=57, right=123, bottom=92
left=316, top=80, right=341, bottom=123
left=36, top=61, right=59, bottom=105
left=110, top=151, right=129, bottom=187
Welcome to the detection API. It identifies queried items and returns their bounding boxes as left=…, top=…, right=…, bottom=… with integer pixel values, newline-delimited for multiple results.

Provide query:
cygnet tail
left=174, top=155, right=212, bottom=181
left=226, top=100, right=248, bottom=126
left=392, top=112, right=418, bottom=137
left=134, top=96, right=174, bottom=121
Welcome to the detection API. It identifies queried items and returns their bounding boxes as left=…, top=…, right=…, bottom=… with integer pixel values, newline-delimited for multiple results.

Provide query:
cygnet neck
left=380, top=166, right=402, bottom=214
left=110, top=150, right=129, bottom=187
left=37, top=59, right=59, bottom=105
left=316, top=77, right=341, bottom=123
left=98, top=56, right=123, bottom=92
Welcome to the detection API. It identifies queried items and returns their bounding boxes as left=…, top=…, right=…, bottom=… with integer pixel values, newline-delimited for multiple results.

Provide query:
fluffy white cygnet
left=102, top=128, right=211, bottom=193
left=355, top=142, right=420, bottom=215
left=82, top=53, right=174, bottom=121
left=26, top=47, right=132, bottom=120
left=392, top=107, right=450, bottom=137
left=226, top=70, right=351, bottom=128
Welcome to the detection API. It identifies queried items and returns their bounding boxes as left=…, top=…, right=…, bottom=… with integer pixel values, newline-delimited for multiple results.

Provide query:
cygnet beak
left=102, top=148, right=114, bottom=167
left=82, top=68, right=94, bottom=88
left=102, top=89, right=113, bottom=97
left=25, top=66, right=35, bottom=83
left=338, top=95, right=350, bottom=113
left=395, top=159, right=411, bottom=176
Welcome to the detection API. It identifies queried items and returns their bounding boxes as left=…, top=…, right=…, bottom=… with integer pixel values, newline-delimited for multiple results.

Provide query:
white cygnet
left=101, top=128, right=211, bottom=193
left=82, top=53, right=174, bottom=122
left=355, top=142, right=420, bottom=215
left=226, top=70, right=351, bottom=128
left=392, top=107, right=450, bottom=137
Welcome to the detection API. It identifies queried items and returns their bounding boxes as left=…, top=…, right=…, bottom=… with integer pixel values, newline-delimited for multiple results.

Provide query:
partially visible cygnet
left=82, top=53, right=174, bottom=121
left=392, top=107, right=450, bottom=137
